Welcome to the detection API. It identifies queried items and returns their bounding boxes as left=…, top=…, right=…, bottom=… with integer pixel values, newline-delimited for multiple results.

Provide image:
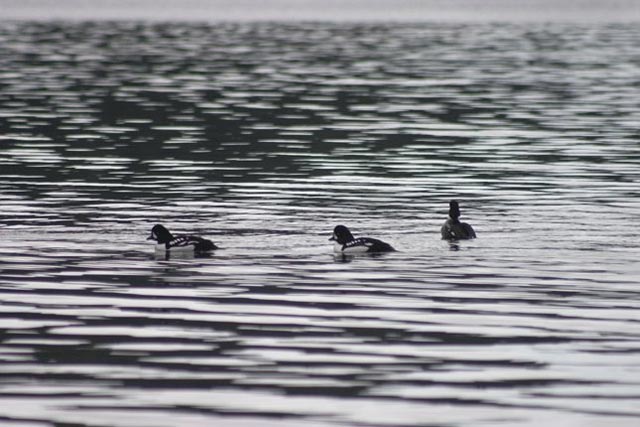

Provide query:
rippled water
left=1, top=22, right=640, bottom=427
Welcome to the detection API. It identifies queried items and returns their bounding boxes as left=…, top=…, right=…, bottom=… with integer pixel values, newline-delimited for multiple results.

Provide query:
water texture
left=0, top=22, right=639, bottom=427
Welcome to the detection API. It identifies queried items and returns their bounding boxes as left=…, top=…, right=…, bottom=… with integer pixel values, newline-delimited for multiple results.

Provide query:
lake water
left=1, top=21, right=640, bottom=427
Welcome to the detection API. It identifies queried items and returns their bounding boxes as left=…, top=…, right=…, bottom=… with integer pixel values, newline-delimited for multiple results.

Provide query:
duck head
left=329, top=225, right=355, bottom=245
left=148, top=224, right=174, bottom=244
left=448, top=200, right=461, bottom=220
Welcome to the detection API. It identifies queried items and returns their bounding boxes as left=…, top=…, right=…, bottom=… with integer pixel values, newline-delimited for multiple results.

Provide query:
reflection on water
left=1, top=22, right=640, bottom=427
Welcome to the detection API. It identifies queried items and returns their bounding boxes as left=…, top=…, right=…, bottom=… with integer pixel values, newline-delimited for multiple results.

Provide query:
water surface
left=1, top=22, right=640, bottom=427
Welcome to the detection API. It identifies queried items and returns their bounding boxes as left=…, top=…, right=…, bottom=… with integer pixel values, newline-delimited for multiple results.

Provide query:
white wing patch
left=341, top=238, right=373, bottom=254
left=167, top=236, right=197, bottom=250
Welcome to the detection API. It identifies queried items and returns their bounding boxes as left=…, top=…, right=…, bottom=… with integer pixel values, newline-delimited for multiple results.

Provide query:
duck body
left=148, top=224, right=218, bottom=253
left=441, top=219, right=476, bottom=240
left=330, top=225, right=395, bottom=254
left=441, top=200, right=476, bottom=240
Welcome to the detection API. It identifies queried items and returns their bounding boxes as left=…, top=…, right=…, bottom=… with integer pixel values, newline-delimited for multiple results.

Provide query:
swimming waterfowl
left=147, top=224, right=218, bottom=253
left=330, top=225, right=395, bottom=254
left=441, top=200, right=476, bottom=240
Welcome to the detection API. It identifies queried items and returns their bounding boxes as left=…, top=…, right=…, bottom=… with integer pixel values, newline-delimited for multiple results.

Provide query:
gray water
left=1, top=21, right=640, bottom=427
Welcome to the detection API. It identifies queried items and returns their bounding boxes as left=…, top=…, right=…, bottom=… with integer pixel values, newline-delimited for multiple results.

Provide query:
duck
left=330, top=225, right=395, bottom=254
left=441, top=200, right=476, bottom=240
left=147, top=224, right=218, bottom=253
